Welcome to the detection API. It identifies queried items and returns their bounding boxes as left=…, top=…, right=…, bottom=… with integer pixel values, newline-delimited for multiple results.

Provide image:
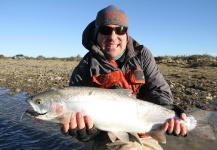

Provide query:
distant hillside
left=1, top=54, right=216, bottom=67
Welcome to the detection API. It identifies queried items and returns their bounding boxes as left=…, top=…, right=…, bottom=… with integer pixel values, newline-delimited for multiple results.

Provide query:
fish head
left=26, top=88, right=66, bottom=121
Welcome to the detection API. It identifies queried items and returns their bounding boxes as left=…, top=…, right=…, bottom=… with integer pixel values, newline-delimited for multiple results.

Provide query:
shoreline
left=0, top=58, right=216, bottom=111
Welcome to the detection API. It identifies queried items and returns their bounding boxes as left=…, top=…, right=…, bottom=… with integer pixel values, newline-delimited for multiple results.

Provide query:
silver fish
left=25, top=87, right=216, bottom=143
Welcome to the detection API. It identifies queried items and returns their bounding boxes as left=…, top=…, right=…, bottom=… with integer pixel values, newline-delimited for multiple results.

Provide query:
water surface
left=0, top=88, right=83, bottom=150
left=0, top=88, right=216, bottom=150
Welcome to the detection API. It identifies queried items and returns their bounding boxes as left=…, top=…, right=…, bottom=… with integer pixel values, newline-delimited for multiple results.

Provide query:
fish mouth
left=25, top=109, right=47, bottom=116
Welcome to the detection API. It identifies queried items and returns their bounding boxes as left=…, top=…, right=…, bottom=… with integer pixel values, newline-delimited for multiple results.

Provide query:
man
left=61, top=5, right=187, bottom=150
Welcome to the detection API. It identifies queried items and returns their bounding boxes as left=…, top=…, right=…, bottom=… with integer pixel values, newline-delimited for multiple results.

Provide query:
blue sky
left=0, top=0, right=217, bottom=58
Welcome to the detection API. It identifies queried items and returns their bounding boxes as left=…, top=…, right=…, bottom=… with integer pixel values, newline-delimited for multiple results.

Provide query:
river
left=0, top=88, right=216, bottom=150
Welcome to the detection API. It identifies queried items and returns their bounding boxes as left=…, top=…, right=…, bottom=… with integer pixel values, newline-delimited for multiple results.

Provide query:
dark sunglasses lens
left=98, top=26, right=127, bottom=35
left=98, top=26, right=113, bottom=35
left=115, top=27, right=128, bottom=35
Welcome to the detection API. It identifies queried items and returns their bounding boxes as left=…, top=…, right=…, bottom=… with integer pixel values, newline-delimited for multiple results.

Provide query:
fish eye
left=35, top=99, right=44, bottom=105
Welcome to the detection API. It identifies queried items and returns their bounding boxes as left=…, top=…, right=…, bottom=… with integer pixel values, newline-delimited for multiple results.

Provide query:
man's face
left=96, top=24, right=127, bottom=60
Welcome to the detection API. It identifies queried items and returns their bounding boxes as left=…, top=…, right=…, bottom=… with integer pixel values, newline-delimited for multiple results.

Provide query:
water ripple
left=0, top=89, right=83, bottom=150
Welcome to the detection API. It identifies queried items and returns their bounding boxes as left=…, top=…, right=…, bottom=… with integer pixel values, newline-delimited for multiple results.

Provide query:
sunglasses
left=97, top=26, right=128, bottom=35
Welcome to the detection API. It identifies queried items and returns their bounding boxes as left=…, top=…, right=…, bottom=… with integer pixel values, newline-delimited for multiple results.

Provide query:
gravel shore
left=0, top=58, right=216, bottom=111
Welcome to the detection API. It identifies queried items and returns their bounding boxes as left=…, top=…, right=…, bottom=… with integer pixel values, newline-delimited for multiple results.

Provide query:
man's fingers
left=84, top=115, right=94, bottom=129
left=180, top=113, right=187, bottom=121
left=164, top=115, right=188, bottom=137
left=61, top=112, right=96, bottom=136
left=180, top=122, right=187, bottom=136
left=167, top=118, right=174, bottom=133
left=179, top=113, right=187, bottom=136
left=76, top=112, right=85, bottom=130
left=61, top=112, right=72, bottom=133
left=69, top=112, right=77, bottom=129
left=61, top=123, right=69, bottom=133
left=162, top=122, right=169, bottom=131
left=174, top=119, right=180, bottom=135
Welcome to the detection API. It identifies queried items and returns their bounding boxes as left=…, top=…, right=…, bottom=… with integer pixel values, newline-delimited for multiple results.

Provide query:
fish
left=25, top=86, right=216, bottom=143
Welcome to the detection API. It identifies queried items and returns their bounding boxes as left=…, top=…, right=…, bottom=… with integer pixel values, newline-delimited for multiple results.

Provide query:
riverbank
left=0, top=58, right=216, bottom=111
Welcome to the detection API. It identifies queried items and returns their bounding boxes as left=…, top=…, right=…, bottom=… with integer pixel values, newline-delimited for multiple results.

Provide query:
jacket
left=69, top=21, right=173, bottom=105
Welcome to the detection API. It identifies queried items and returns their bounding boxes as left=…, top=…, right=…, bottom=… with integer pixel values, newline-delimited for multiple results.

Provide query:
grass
left=155, top=54, right=217, bottom=67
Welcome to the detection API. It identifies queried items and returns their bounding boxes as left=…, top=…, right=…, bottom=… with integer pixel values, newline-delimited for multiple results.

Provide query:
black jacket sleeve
left=137, top=47, right=174, bottom=105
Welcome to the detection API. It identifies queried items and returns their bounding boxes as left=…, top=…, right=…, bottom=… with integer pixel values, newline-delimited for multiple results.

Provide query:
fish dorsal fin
left=107, top=132, right=130, bottom=143
left=148, top=129, right=167, bottom=144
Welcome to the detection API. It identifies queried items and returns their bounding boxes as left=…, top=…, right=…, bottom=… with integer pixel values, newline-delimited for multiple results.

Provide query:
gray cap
left=95, top=5, right=128, bottom=27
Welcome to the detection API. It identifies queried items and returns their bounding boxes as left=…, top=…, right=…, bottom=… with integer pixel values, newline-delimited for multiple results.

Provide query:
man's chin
left=103, top=52, right=113, bottom=57
left=103, top=49, right=122, bottom=58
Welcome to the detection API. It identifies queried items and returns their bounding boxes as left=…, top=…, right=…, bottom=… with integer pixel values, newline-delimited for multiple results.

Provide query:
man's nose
left=108, top=30, right=118, bottom=40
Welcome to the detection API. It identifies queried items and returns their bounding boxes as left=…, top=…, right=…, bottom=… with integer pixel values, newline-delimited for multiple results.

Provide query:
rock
left=55, top=77, right=62, bottom=80
left=15, top=88, right=22, bottom=93
left=206, top=96, right=213, bottom=101
left=27, top=79, right=32, bottom=82
left=7, top=91, right=14, bottom=96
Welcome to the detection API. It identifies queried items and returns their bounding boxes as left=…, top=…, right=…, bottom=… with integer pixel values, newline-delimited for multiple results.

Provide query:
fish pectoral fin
left=56, top=112, right=71, bottom=124
left=108, top=132, right=130, bottom=143
left=107, top=132, right=117, bottom=142
left=148, top=129, right=166, bottom=144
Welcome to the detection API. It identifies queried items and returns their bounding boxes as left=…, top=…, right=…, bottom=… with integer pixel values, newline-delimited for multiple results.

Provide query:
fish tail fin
left=187, top=108, right=216, bottom=140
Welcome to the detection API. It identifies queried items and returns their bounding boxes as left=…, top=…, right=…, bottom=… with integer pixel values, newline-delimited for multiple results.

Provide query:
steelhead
left=25, top=87, right=216, bottom=143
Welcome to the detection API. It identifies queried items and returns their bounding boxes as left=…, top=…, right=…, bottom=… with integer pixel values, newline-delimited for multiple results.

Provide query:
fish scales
left=57, top=87, right=175, bottom=132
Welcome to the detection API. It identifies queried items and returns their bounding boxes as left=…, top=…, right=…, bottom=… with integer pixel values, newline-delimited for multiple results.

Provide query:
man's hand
left=62, top=112, right=94, bottom=132
left=162, top=113, right=188, bottom=137
left=61, top=112, right=99, bottom=142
